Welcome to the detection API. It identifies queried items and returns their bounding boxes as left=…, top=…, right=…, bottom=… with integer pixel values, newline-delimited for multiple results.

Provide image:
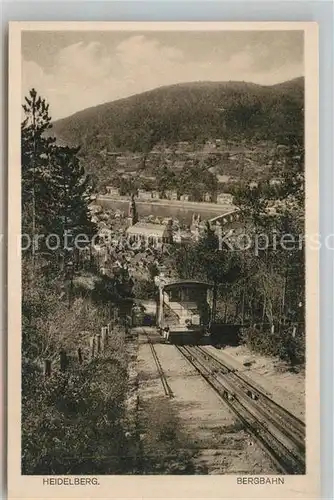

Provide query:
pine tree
left=21, top=88, right=56, bottom=240
left=50, top=145, right=96, bottom=245
left=21, top=89, right=96, bottom=272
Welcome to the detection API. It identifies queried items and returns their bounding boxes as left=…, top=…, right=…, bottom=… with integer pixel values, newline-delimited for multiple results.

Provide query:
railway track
left=143, top=329, right=174, bottom=398
left=196, top=346, right=305, bottom=447
left=176, top=344, right=305, bottom=475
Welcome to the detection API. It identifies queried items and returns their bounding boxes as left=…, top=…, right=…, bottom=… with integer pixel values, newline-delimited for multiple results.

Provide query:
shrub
left=21, top=261, right=131, bottom=474
left=22, top=343, right=131, bottom=474
left=132, top=279, right=156, bottom=300
left=240, top=325, right=305, bottom=367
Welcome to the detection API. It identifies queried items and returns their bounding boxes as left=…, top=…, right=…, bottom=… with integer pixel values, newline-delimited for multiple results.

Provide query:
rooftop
left=163, top=279, right=213, bottom=291
left=126, top=222, right=167, bottom=238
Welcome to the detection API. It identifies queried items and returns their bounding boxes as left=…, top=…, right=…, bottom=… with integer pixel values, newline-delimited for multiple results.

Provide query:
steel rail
left=143, top=329, right=174, bottom=398
left=176, top=344, right=305, bottom=474
left=195, top=346, right=305, bottom=448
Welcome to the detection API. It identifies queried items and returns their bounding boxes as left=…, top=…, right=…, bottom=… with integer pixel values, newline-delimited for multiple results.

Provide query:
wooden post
left=101, top=329, right=105, bottom=353
left=78, top=348, right=83, bottom=364
left=96, top=334, right=101, bottom=355
left=89, top=335, right=96, bottom=360
left=125, top=316, right=130, bottom=335
left=59, top=349, right=68, bottom=372
left=158, top=285, right=164, bottom=328
left=127, top=314, right=132, bottom=328
left=44, top=359, right=51, bottom=377
left=109, top=323, right=113, bottom=339
left=261, top=295, right=266, bottom=328
left=101, top=326, right=108, bottom=352
left=211, top=282, right=218, bottom=324
left=241, top=287, right=245, bottom=325
left=223, top=301, right=228, bottom=323
left=281, top=273, right=287, bottom=325
left=155, top=294, right=160, bottom=328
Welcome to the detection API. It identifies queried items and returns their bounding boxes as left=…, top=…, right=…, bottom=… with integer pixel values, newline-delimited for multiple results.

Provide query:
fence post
left=44, top=359, right=51, bottom=377
left=78, top=347, right=83, bottom=364
left=89, top=335, right=96, bottom=360
left=59, top=349, right=68, bottom=372
left=96, top=334, right=101, bottom=355
left=125, top=316, right=130, bottom=335
left=101, top=326, right=108, bottom=352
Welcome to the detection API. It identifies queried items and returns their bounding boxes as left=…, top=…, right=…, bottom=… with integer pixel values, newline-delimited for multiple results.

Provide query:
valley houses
left=105, top=186, right=234, bottom=206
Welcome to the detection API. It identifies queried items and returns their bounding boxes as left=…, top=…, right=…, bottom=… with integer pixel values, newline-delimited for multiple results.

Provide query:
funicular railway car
left=155, top=278, right=213, bottom=343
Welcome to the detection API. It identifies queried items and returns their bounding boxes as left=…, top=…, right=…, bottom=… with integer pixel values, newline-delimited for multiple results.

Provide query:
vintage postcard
left=8, top=21, right=319, bottom=499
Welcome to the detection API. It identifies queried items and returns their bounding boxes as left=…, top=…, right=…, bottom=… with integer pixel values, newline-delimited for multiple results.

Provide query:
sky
left=22, top=30, right=304, bottom=120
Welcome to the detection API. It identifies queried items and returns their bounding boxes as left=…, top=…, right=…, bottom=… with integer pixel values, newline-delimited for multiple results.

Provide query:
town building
left=217, top=193, right=234, bottom=205
left=173, top=230, right=193, bottom=244
left=106, top=186, right=119, bottom=196
left=217, top=174, right=230, bottom=183
left=137, top=189, right=154, bottom=200
left=116, top=157, right=127, bottom=167
left=269, top=178, right=282, bottom=186
left=125, top=195, right=173, bottom=247
left=165, top=190, right=178, bottom=200
left=173, top=160, right=186, bottom=171
left=126, top=221, right=173, bottom=247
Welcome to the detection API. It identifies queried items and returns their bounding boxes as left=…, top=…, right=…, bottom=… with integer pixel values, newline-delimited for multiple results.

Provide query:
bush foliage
left=240, top=326, right=305, bottom=367
left=21, top=90, right=133, bottom=475
left=22, top=261, right=131, bottom=474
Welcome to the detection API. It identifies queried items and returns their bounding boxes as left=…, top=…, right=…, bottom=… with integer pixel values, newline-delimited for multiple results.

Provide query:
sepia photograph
left=8, top=21, right=319, bottom=499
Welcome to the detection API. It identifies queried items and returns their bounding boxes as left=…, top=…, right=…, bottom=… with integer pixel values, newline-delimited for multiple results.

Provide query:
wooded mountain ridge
left=51, top=77, right=304, bottom=152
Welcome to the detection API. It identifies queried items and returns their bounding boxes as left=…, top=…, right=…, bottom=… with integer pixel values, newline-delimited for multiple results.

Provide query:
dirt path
left=136, top=328, right=278, bottom=474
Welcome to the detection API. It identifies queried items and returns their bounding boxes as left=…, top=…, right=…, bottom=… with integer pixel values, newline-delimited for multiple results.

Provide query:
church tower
left=128, top=194, right=138, bottom=227
left=190, top=213, right=201, bottom=241
left=164, top=218, right=173, bottom=244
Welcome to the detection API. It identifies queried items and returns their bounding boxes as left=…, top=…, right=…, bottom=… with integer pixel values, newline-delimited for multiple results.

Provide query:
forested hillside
left=51, top=78, right=304, bottom=153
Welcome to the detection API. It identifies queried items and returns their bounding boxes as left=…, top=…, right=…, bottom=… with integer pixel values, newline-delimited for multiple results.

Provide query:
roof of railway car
left=163, top=279, right=213, bottom=291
